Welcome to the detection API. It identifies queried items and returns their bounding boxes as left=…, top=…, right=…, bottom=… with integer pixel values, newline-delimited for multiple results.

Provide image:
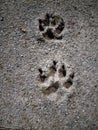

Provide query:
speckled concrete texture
left=0, top=0, right=98, bottom=130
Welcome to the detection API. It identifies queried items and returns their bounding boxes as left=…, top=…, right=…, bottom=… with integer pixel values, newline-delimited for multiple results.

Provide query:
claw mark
left=69, top=72, right=74, bottom=79
left=53, top=60, right=57, bottom=66
left=49, top=60, right=57, bottom=76
left=44, top=13, right=50, bottom=26
left=38, top=19, right=44, bottom=31
left=38, top=68, right=47, bottom=82
left=38, top=68, right=43, bottom=74
left=59, top=64, right=66, bottom=77
left=50, top=60, right=57, bottom=71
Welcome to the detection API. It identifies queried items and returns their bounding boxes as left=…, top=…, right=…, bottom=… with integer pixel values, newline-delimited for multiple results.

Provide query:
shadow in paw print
left=42, top=81, right=59, bottom=95
left=43, top=28, right=55, bottom=40
left=55, top=18, right=65, bottom=34
left=63, top=72, right=74, bottom=88
left=63, top=78, right=73, bottom=88
left=38, top=13, right=65, bottom=40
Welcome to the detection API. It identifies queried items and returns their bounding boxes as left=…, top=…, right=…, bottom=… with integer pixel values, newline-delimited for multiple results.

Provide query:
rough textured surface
left=0, top=0, right=98, bottom=130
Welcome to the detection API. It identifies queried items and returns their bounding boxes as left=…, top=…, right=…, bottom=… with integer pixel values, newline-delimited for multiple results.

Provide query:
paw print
left=38, top=13, right=65, bottom=40
left=37, top=60, right=75, bottom=103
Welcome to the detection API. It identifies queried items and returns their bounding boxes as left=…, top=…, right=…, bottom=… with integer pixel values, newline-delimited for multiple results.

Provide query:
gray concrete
left=0, top=0, right=98, bottom=129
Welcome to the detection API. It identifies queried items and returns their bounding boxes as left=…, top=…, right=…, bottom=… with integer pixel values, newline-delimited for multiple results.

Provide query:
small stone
left=31, top=102, right=38, bottom=108
left=21, top=55, right=23, bottom=57
left=0, top=17, right=4, bottom=21
left=20, top=28, right=27, bottom=33
left=70, top=102, right=76, bottom=109
left=31, top=68, right=34, bottom=71
left=48, top=48, right=51, bottom=51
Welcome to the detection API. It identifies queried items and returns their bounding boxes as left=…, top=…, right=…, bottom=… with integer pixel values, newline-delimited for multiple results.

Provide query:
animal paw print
left=38, top=60, right=75, bottom=103
left=38, top=13, right=65, bottom=40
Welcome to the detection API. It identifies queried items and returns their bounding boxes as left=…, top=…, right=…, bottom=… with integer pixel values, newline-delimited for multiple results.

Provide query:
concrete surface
left=0, top=0, right=98, bottom=129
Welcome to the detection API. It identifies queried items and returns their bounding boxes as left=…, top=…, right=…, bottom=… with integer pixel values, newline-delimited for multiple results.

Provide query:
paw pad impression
left=38, top=13, right=65, bottom=40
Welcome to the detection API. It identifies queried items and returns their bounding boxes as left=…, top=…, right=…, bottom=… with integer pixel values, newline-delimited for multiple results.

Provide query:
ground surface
left=0, top=0, right=98, bottom=130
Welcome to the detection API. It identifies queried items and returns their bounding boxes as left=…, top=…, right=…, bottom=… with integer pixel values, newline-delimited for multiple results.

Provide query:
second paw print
left=38, top=13, right=65, bottom=40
